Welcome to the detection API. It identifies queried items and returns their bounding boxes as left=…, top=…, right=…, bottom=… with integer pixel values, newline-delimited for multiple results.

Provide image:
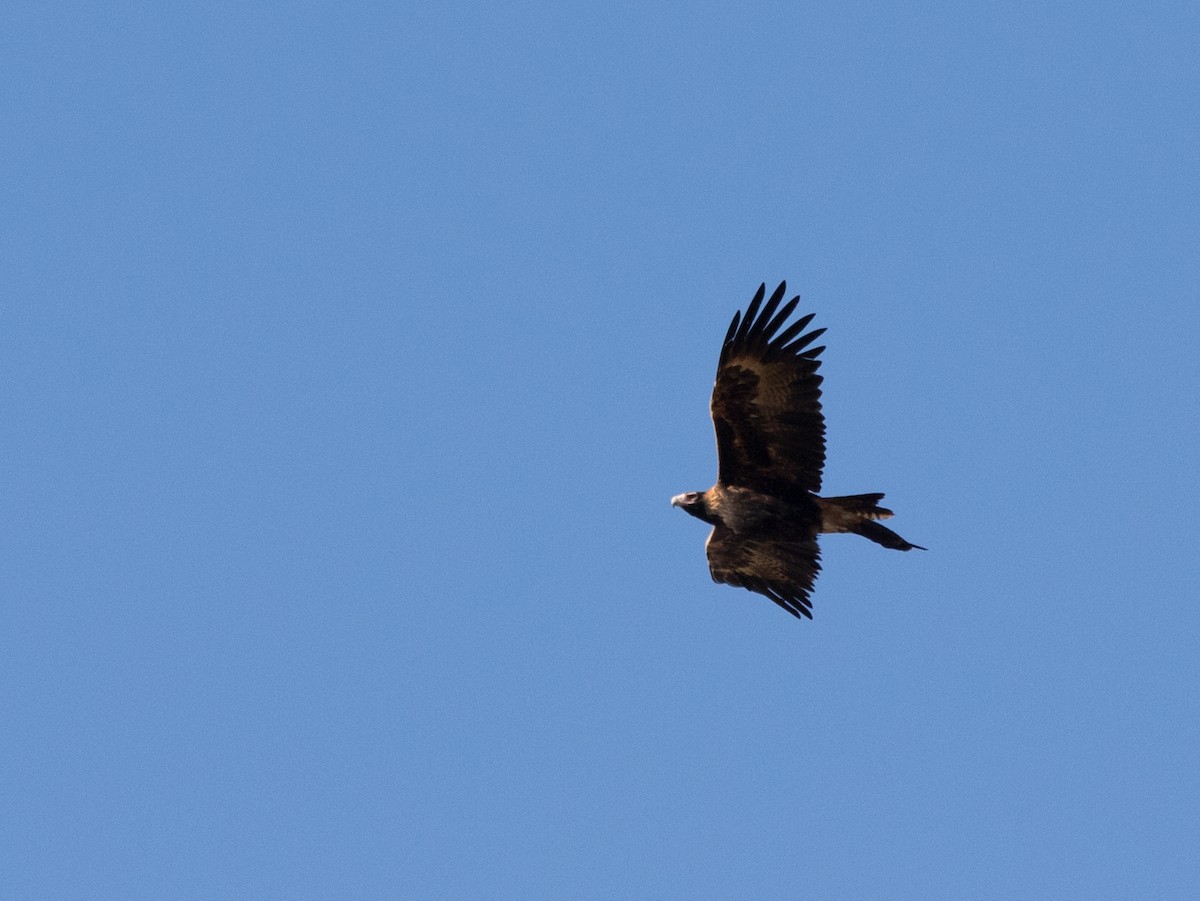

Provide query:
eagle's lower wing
left=706, top=526, right=821, bottom=620
left=711, top=281, right=826, bottom=500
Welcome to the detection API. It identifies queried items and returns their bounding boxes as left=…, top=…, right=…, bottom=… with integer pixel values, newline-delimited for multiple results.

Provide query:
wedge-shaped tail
left=849, top=519, right=926, bottom=551
left=818, top=493, right=926, bottom=551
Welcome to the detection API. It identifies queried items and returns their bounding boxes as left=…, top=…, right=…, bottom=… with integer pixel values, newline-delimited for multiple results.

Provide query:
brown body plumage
left=672, top=282, right=923, bottom=620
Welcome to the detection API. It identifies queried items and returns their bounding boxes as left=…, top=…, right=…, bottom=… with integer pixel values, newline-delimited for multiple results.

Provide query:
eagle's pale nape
left=672, top=281, right=923, bottom=621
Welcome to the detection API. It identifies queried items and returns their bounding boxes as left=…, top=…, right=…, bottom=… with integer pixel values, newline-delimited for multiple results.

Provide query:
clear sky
left=4, top=2, right=1199, bottom=898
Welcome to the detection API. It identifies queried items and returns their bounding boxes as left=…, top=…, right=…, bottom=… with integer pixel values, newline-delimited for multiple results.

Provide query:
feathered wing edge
left=706, top=526, right=821, bottom=620
left=718, top=281, right=827, bottom=368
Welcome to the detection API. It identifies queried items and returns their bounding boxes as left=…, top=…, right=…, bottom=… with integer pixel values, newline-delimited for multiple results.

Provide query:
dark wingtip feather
left=779, top=603, right=804, bottom=620
left=771, top=312, right=816, bottom=350
left=723, top=310, right=742, bottom=347
left=766, top=281, right=788, bottom=310
left=785, top=596, right=813, bottom=619
left=761, top=296, right=801, bottom=344
left=787, top=600, right=814, bottom=620
left=761, top=585, right=812, bottom=620
left=734, top=284, right=767, bottom=345
left=751, top=283, right=788, bottom=345
left=783, top=326, right=827, bottom=355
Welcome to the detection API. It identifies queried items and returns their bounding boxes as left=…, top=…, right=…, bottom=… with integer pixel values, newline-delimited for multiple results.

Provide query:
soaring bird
left=671, top=282, right=923, bottom=619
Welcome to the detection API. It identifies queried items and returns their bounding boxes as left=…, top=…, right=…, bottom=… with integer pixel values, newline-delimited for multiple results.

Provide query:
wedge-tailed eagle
left=672, top=282, right=923, bottom=620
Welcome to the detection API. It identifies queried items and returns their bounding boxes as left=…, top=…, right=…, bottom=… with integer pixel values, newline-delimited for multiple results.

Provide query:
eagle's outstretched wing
left=706, top=526, right=821, bottom=620
left=711, top=281, right=826, bottom=502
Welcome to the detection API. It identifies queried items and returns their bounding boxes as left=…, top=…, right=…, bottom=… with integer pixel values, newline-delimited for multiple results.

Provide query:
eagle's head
left=671, top=490, right=718, bottom=525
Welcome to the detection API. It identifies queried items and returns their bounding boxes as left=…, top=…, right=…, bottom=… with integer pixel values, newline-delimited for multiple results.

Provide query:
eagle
left=671, top=281, right=923, bottom=620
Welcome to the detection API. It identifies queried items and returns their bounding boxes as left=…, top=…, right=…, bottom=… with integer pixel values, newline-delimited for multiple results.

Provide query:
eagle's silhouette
left=672, top=282, right=923, bottom=619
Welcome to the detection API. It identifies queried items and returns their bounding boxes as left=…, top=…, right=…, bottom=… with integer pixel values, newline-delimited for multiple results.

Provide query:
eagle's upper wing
left=711, top=281, right=826, bottom=500
left=706, top=525, right=821, bottom=619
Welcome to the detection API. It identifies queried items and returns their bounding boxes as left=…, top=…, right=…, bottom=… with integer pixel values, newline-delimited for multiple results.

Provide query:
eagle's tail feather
left=818, top=494, right=925, bottom=551
left=850, top=519, right=926, bottom=552
left=822, top=493, right=893, bottom=519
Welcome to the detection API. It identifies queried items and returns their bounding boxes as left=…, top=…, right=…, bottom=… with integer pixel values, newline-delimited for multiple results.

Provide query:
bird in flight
left=672, top=281, right=924, bottom=620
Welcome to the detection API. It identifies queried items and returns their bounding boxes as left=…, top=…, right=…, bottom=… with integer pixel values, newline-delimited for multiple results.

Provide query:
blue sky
left=4, top=2, right=1199, bottom=898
